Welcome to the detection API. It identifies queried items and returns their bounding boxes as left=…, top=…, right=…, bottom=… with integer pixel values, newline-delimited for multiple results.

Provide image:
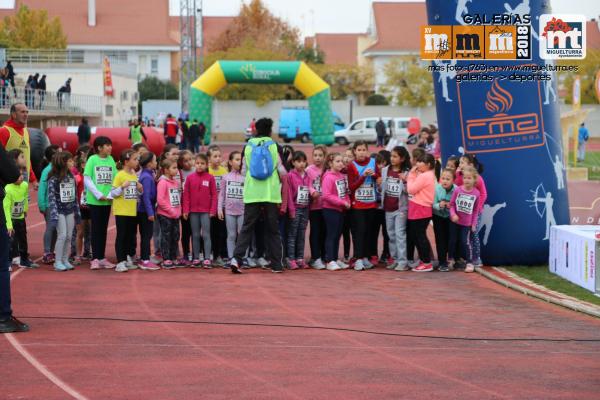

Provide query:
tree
left=312, top=64, right=374, bottom=102
left=0, top=5, right=67, bottom=48
left=366, top=94, right=389, bottom=105
left=138, top=76, right=179, bottom=110
left=295, top=45, right=325, bottom=64
left=559, top=50, right=600, bottom=104
left=382, top=58, right=434, bottom=107
left=209, top=0, right=300, bottom=56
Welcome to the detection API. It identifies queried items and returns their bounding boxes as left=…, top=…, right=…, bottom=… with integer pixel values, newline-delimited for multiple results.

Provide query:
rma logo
left=539, top=14, right=586, bottom=60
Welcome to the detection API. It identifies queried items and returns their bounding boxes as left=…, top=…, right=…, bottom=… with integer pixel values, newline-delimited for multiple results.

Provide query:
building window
left=105, top=104, right=113, bottom=117
left=121, top=91, right=128, bottom=101
left=133, top=92, right=139, bottom=101
left=102, top=51, right=127, bottom=64
left=151, top=56, right=159, bottom=74
left=131, top=106, right=137, bottom=116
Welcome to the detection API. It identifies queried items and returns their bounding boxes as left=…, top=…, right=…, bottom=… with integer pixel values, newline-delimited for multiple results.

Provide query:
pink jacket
left=156, top=176, right=182, bottom=219
left=218, top=171, right=245, bottom=216
left=287, top=169, right=311, bottom=217
left=306, top=164, right=323, bottom=210
left=182, top=170, right=217, bottom=215
left=450, top=186, right=481, bottom=228
left=321, top=170, right=350, bottom=212
left=407, top=169, right=436, bottom=208
left=455, top=171, right=487, bottom=214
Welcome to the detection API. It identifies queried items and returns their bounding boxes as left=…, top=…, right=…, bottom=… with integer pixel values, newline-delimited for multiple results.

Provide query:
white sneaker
left=362, top=258, right=374, bottom=269
left=326, top=261, right=341, bottom=271
left=115, top=262, right=128, bottom=273
left=354, top=259, right=365, bottom=271
left=336, top=259, right=350, bottom=269
left=311, top=258, right=326, bottom=270
left=394, top=264, right=410, bottom=271
left=257, top=257, right=270, bottom=267
left=246, top=257, right=257, bottom=267
left=126, top=256, right=138, bottom=270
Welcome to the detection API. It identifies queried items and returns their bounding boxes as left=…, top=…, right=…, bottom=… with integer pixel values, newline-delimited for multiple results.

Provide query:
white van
left=334, top=117, right=420, bottom=145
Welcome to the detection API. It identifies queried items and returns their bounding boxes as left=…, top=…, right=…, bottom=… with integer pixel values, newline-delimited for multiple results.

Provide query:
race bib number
left=214, top=176, right=222, bottom=192
left=123, top=182, right=138, bottom=200
left=312, top=175, right=322, bottom=193
left=95, top=166, right=113, bottom=185
left=59, top=181, right=76, bottom=203
left=11, top=201, right=24, bottom=218
left=456, top=193, right=476, bottom=215
left=226, top=181, right=243, bottom=200
left=385, top=177, right=401, bottom=198
left=169, top=188, right=180, bottom=207
left=355, top=183, right=375, bottom=203
left=80, top=190, right=88, bottom=207
left=335, top=179, right=347, bottom=198
left=296, top=186, right=309, bottom=206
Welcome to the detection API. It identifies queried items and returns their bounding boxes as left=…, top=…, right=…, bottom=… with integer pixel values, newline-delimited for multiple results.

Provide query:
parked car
left=334, top=117, right=421, bottom=145
left=278, top=107, right=345, bottom=143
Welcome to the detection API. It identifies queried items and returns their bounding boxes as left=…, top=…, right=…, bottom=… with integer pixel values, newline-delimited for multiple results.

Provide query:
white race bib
left=312, top=175, right=322, bottom=193
left=355, top=182, right=376, bottom=202
left=123, top=182, right=138, bottom=200
left=169, top=188, right=181, bottom=207
left=80, top=190, right=88, bottom=206
left=60, top=181, right=76, bottom=203
left=456, top=193, right=476, bottom=215
left=11, top=201, right=24, bottom=218
left=94, top=166, right=113, bottom=185
left=296, top=186, right=309, bottom=206
left=335, top=179, right=347, bottom=199
left=226, top=181, right=243, bottom=200
left=385, top=177, right=401, bottom=198
left=214, top=175, right=223, bottom=192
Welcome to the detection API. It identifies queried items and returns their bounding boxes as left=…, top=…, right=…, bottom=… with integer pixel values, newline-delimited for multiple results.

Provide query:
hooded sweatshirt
left=156, top=175, right=182, bottom=219
left=138, top=168, right=157, bottom=216
left=287, top=168, right=311, bottom=218
left=218, top=170, right=244, bottom=216
left=182, top=170, right=217, bottom=215
left=321, top=170, right=350, bottom=212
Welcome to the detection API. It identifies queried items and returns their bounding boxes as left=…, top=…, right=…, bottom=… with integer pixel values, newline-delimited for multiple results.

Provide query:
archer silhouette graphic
left=455, top=0, right=473, bottom=25
left=553, top=155, right=565, bottom=190
left=478, top=202, right=507, bottom=246
left=504, top=0, right=539, bottom=40
left=435, top=59, right=457, bottom=102
left=527, top=184, right=556, bottom=240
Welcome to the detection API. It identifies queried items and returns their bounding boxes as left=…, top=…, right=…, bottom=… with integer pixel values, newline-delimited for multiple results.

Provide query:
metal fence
left=2, top=48, right=85, bottom=65
left=0, top=86, right=102, bottom=115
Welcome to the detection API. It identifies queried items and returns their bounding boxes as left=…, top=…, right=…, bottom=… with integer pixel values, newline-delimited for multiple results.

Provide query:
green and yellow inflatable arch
left=190, top=61, right=334, bottom=145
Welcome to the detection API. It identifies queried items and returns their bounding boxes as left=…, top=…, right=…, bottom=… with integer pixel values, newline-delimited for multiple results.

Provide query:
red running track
left=2, top=166, right=600, bottom=400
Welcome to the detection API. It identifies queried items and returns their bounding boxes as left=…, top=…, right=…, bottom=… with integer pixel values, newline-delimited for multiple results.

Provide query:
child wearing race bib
left=137, top=152, right=159, bottom=270
left=380, top=146, right=411, bottom=272
left=449, top=166, right=481, bottom=273
left=306, top=145, right=327, bottom=270
left=455, top=154, right=487, bottom=268
left=182, top=154, right=217, bottom=268
left=341, top=147, right=354, bottom=261
left=218, top=151, right=245, bottom=265
left=4, top=149, right=37, bottom=269
left=207, top=145, right=228, bottom=266
left=178, top=150, right=195, bottom=266
left=407, top=147, right=426, bottom=268
left=406, top=152, right=436, bottom=272
left=38, top=144, right=61, bottom=265
left=433, top=168, right=457, bottom=272
left=157, top=159, right=183, bottom=269
left=110, top=150, right=143, bottom=273
left=347, top=141, right=380, bottom=271
left=371, top=151, right=391, bottom=267
left=321, top=153, right=351, bottom=271
left=71, top=145, right=91, bottom=265
left=286, top=151, right=311, bottom=270
left=84, top=136, right=117, bottom=270
left=47, top=152, right=81, bottom=272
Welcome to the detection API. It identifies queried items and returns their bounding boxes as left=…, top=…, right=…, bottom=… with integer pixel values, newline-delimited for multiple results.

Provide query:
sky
left=171, top=0, right=600, bottom=37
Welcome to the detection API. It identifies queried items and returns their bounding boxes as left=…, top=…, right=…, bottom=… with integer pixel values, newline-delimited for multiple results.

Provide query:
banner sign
left=103, top=56, right=114, bottom=97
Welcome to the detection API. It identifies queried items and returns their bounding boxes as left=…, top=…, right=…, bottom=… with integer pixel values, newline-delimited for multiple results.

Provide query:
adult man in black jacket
left=77, top=118, right=91, bottom=145
left=0, top=140, right=28, bottom=333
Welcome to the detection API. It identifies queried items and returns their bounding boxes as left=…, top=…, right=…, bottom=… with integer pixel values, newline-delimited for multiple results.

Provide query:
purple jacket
left=137, top=168, right=157, bottom=216
left=218, top=171, right=245, bottom=216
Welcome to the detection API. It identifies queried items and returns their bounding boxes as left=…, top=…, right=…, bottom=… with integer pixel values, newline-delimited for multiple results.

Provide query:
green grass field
left=506, top=266, right=600, bottom=306
left=569, top=151, right=600, bottom=180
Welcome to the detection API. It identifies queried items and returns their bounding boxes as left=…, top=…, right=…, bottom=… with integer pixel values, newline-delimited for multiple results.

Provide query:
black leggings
left=309, top=209, right=326, bottom=260
left=115, top=215, right=137, bottom=262
left=181, top=217, right=191, bottom=258
left=210, top=217, right=227, bottom=259
left=351, top=208, right=376, bottom=259
left=432, top=215, right=450, bottom=265
left=90, top=205, right=111, bottom=260
left=137, top=213, right=154, bottom=261
left=370, top=209, right=389, bottom=259
left=408, top=217, right=432, bottom=264
left=342, top=212, right=352, bottom=258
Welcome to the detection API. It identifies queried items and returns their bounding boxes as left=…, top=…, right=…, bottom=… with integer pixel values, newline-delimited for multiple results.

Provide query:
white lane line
left=7, top=261, right=89, bottom=400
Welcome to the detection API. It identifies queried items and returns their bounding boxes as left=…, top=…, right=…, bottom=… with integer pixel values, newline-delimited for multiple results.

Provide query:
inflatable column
left=425, top=0, right=570, bottom=265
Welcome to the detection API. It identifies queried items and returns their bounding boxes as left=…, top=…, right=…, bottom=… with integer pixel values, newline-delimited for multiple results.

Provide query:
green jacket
left=433, top=183, right=456, bottom=218
left=38, top=163, right=51, bottom=213
left=4, top=181, right=28, bottom=229
left=243, top=137, right=282, bottom=204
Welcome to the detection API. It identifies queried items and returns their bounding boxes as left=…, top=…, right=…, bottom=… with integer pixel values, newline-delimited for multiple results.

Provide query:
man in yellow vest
left=0, top=103, right=37, bottom=188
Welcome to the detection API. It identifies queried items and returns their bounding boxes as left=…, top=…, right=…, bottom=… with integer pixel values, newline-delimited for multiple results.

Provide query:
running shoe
left=100, top=259, right=115, bottom=269
left=90, top=259, right=101, bottom=270
left=413, top=263, right=433, bottom=272
left=288, top=260, right=299, bottom=270
left=162, top=260, right=176, bottom=270
left=54, top=262, right=68, bottom=272
left=202, top=259, right=213, bottom=269
left=354, top=259, right=365, bottom=271
left=311, top=258, right=326, bottom=270
left=191, top=259, right=202, bottom=268
left=326, top=261, right=341, bottom=271
left=115, top=262, right=128, bottom=273
left=465, top=263, right=475, bottom=273
left=139, top=260, right=160, bottom=271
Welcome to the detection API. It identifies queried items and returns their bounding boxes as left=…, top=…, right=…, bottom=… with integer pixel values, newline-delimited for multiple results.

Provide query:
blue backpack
left=248, top=139, right=275, bottom=180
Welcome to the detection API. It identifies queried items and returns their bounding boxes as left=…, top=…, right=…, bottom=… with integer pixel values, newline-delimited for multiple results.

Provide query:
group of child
left=5, top=135, right=487, bottom=273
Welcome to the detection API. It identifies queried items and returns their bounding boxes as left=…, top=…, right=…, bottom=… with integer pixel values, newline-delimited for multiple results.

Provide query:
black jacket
left=77, top=123, right=91, bottom=143
left=375, top=120, right=387, bottom=137
left=189, top=123, right=200, bottom=140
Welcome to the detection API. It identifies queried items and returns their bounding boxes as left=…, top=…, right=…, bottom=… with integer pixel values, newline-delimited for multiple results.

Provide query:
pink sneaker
left=100, top=259, right=115, bottom=269
left=90, top=259, right=101, bottom=270
left=288, top=260, right=299, bottom=270
left=139, top=260, right=160, bottom=271
left=202, top=259, right=213, bottom=269
left=413, top=263, right=433, bottom=272
left=369, top=256, right=379, bottom=266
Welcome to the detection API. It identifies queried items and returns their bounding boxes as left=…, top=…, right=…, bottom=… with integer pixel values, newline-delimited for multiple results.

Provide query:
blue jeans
left=287, top=207, right=309, bottom=260
left=0, top=224, right=12, bottom=319
left=323, top=209, right=344, bottom=262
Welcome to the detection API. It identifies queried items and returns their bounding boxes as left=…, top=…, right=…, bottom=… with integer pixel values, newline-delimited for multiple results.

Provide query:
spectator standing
left=188, top=119, right=201, bottom=153
left=164, top=114, right=178, bottom=145
left=0, top=103, right=38, bottom=186
left=5, top=61, right=16, bottom=97
left=198, top=122, right=206, bottom=152
left=37, top=75, right=46, bottom=109
left=375, top=117, right=387, bottom=147
left=77, top=118, right=91, bottom=146
left=178, top=118, right=189, bottom=150
left=57, top=78, right=72, bottom=109
left=577, top=123, right=589, bottom=162
left=128, top=118, right=147, bottom=145
left=24, top=75, right=33, bottom=109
